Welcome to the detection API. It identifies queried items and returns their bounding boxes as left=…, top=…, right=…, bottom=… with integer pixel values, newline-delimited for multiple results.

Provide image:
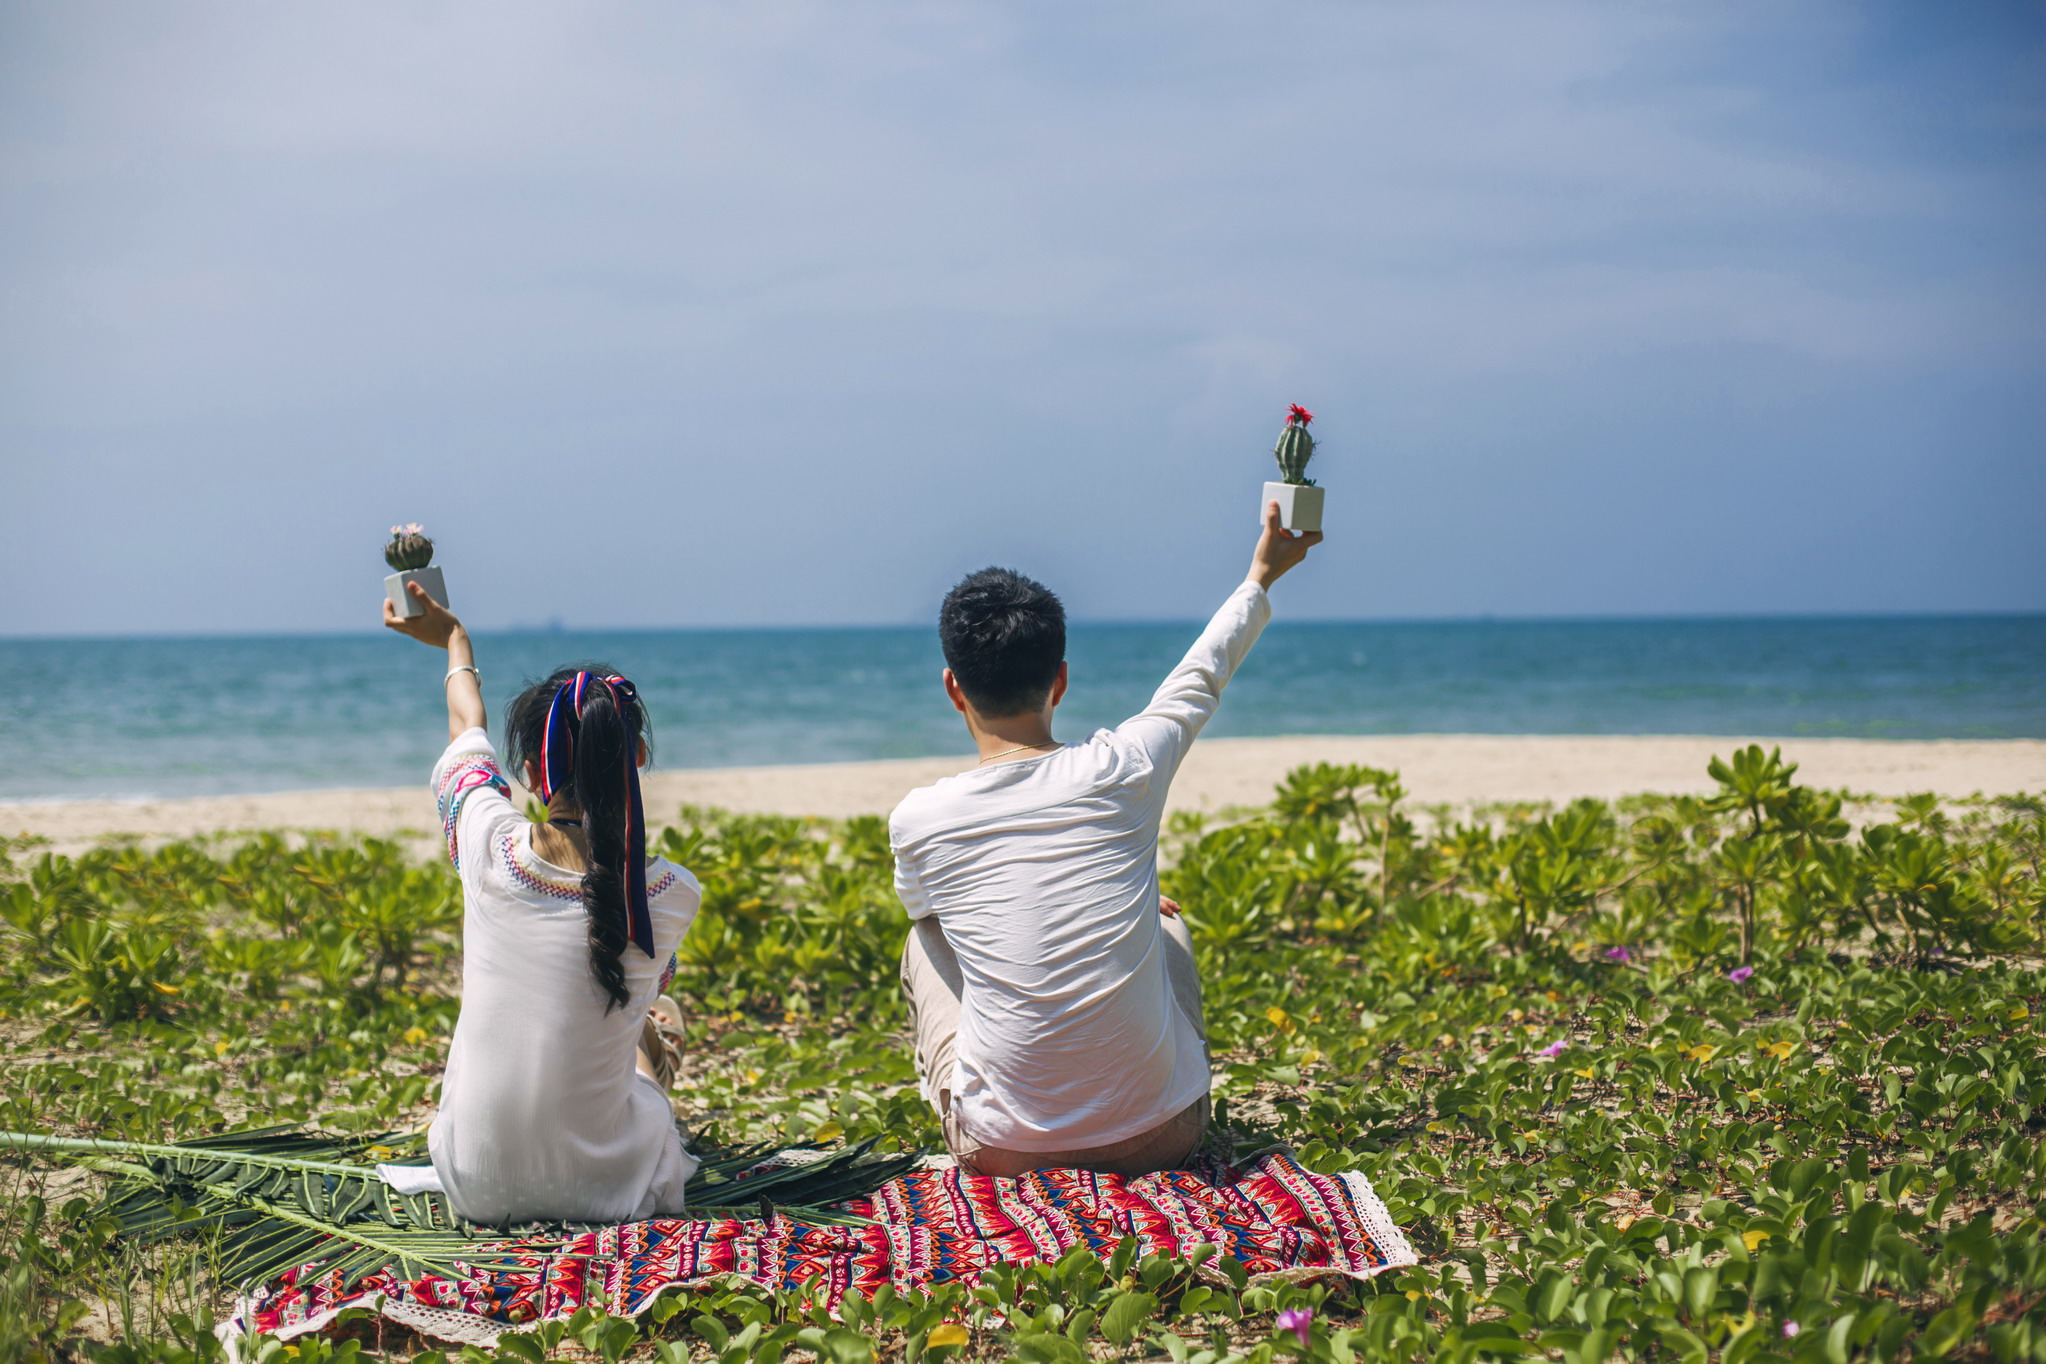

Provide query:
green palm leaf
left=1, top=1129, right=551, bottom=1288
left=3, top=1125, right=922, bottom=1291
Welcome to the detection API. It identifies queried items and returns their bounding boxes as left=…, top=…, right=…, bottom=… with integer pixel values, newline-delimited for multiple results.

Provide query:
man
left=891, top=502, right=1322, bottom=1176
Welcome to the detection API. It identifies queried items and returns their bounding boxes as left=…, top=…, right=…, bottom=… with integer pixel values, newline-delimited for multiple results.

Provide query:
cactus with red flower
left=1274, top=405, right=1316, bottom=485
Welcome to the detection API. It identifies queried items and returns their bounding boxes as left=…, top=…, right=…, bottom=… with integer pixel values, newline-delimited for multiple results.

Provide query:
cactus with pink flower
left=384, top=523, right=435, bottom=572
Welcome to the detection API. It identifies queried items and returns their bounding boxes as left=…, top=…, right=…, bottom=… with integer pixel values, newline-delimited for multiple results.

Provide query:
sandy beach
left=6, top=735, right=2042, bottom=857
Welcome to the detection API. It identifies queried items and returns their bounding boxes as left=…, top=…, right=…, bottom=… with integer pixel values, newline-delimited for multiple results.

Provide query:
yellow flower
left=214, top=1040, right=229, bottom=1056
left=1681, top=1044, right=1717, bottom=1063
left=402, top=1027, right=429, bottom=1045
left=1265, top=1005, right=1295, bottom=1034
left=1571, top=940, right=1589, bottom=954
left=1742, top=1230, right=1770, bottom=1251
left=1300, top=1049, right=1322, bottom=1067
left=1405, top=1289, right=1423, bottom=1301
left=927, top=1323, right=970, bottom=1348
left=1760, top=1039, right=1795, bottom=1060
left=1572, top=1066, right=1595, bottom=1080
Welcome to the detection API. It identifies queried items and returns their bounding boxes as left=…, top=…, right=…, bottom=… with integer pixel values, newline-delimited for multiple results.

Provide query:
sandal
left=638, top=995, right=686, bottom=1090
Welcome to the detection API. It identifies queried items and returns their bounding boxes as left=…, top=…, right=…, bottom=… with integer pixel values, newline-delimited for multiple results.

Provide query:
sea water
left=0, top=616, right=2040, bottom=801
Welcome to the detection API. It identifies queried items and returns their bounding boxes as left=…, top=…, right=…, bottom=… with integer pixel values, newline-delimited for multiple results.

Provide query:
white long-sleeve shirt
left=427, top=729, right=702, bottom=1224
left=889, top=581, right=1271, bottom=1151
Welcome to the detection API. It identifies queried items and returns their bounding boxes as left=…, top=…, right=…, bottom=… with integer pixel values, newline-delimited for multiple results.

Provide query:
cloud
left=0, top=0, right=2041, bottom=632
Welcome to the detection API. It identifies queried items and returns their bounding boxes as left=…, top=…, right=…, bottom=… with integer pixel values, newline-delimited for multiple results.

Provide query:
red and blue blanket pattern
left=247, top=1151, right=1417, bottom=1344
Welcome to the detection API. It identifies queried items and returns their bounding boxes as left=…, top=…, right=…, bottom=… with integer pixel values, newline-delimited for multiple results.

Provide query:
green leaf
left=693, top=1315, right=731, bottom=1352
left=1100, top=1291, right=1159, bottom=1346
left=493, top=1333, right=545, bottom=1364
left=1008, top=1335, right=1086, bottom=1364
left=1919, top=1305, right=1975, bottom=1358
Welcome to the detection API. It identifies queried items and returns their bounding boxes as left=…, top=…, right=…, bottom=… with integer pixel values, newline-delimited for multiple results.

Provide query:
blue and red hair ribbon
left=537, top=671, right=653, bottom=959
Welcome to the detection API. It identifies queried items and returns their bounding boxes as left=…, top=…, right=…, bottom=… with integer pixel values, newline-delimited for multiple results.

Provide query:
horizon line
left=2, top=607, right=2043, bottom=646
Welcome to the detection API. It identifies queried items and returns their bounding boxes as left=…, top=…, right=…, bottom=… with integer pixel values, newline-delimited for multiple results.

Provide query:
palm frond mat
left=3, top=1128, right=1414, bottom=1348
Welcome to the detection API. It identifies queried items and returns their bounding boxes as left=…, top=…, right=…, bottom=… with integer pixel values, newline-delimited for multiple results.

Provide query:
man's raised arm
left=1119, top=499, right=1323, bottom=779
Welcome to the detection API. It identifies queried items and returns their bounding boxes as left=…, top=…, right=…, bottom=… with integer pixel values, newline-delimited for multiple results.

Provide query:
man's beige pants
left=899, top=914, right=1210, bottom=1178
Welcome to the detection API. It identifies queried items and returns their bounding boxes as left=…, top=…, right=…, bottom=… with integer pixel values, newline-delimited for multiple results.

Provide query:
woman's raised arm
left=383, top=580, right=487, bottom=741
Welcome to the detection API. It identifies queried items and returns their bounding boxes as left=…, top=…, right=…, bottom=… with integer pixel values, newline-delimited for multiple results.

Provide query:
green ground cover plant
left=2, top=746, right=2042, bottom=1363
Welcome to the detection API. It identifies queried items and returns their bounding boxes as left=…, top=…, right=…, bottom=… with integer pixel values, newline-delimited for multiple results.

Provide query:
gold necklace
left=978, top=740, right=1059, bottom=765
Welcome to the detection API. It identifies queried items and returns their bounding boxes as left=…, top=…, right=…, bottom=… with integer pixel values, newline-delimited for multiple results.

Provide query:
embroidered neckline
left=498, top=831, right=583, bottom=901
left=496, top=830, right=679, bottom=904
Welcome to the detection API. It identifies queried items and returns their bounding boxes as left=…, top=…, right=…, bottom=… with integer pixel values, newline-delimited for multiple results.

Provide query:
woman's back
left=427, top=731, right=702, bottom=1225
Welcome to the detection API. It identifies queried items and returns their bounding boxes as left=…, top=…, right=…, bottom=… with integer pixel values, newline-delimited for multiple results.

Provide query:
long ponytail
left=571, top=680, right=635, bottom=1012
left=505, top=664, right=653, bottom=1013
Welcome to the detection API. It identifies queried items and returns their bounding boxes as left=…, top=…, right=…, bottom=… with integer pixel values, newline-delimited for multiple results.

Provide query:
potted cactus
left=1262, top=404, right=1324, bottom=533
left=383, top=523, right=448, bottom=619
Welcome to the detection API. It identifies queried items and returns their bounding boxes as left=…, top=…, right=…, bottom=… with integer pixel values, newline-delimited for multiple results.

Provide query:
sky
left=1, top=0, right=2042, bottom=635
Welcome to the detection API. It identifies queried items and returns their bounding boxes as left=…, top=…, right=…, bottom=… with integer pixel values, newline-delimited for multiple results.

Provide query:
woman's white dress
left=427, top=728, right=702, bottom=1225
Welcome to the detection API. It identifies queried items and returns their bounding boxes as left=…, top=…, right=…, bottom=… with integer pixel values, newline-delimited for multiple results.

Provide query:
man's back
left=890, top=582, right=1270, bottom=1152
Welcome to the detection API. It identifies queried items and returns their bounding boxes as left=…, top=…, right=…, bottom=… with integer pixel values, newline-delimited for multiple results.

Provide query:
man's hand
left=1247, top=499, right=1324, bottom=591
left=383, top=581, right=463, bottom=649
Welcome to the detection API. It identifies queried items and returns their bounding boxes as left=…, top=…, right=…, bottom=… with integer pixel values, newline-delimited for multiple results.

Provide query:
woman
left=385, top=581, right=701, bottom=1224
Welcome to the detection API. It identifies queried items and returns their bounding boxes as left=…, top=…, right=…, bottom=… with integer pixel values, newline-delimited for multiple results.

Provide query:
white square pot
left=384, top=566, right=448, bottom=618
left=1262, top=481, right=1325, bottom=534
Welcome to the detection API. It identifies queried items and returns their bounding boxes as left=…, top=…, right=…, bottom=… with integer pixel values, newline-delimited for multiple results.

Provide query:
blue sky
left=2, top=0, right=2041, bottom=634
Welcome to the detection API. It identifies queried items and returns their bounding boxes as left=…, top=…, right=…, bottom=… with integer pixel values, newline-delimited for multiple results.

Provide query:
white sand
left=6, top=736, right=2042, bottom=858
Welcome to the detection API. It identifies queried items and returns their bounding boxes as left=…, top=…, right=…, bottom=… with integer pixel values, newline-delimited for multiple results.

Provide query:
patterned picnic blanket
left=242, top=1150, right=1417, bottom=1347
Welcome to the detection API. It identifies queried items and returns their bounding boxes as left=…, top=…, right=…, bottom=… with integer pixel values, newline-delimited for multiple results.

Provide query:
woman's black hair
left=503, top=664, right=652, bottom=1013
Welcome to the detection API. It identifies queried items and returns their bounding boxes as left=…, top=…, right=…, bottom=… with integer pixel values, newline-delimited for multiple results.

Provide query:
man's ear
left=942, top=668, right=971, bottom=717
left=1048, top=661, right=1070, bottom=710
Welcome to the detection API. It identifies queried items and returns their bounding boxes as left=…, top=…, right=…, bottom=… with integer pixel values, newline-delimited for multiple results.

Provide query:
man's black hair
left=940, top=567, right=1066, bottom=717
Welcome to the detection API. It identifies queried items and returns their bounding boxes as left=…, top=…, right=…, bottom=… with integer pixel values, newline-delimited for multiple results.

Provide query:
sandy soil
left=6, top=735, right=2041, bottom=857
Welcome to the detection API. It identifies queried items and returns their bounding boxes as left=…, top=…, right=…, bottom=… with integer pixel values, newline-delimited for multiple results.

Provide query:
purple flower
left=1603, top=946, right=1632, bottom=962
left=1536, top=1040, right=1567, bottom=1058
left=1781, top=1321, right=1801, bottom=1338
left=1727, top=965, right=1754, bottom=984
left=1276, top=1307, right=1313, bottom=1346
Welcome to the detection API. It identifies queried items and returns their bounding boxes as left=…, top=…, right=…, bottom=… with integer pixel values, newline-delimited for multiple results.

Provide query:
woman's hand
left=383, top=581, right=463, bottom=649
left=385, top=582, right=486, bottom=739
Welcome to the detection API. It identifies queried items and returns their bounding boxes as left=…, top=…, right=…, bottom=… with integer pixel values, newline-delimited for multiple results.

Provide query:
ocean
left=1, top=615, right=2040, bottom=801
